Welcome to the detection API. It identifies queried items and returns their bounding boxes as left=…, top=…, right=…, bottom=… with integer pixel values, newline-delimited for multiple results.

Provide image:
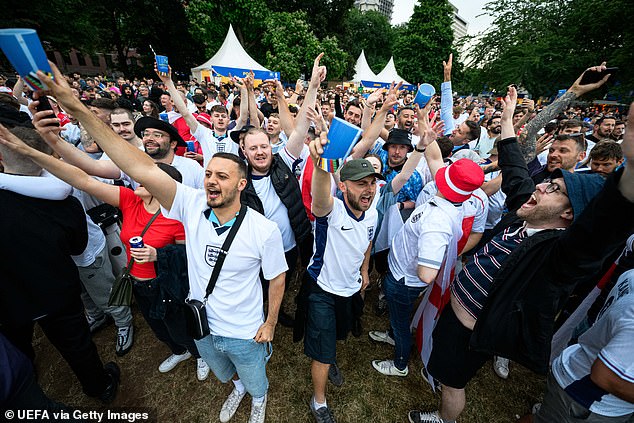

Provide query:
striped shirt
left=451, top=223, right=530, bottom=320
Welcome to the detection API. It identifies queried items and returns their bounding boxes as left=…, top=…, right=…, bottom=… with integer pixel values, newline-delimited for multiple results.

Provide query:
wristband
left=414, top=146, right=426, bottom=153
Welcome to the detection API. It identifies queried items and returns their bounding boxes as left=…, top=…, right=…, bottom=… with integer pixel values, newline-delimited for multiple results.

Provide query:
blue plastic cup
left=0, top=28, right=53, bottom=91
left=155, top=55, right=169, bottom=74
left=159, top=112, right=169, bottom=122
left=322, top=117, right=363, bottom=160
left=186, top=141, right=196, bottom=152
left=413, top=83, right=436, bottom=108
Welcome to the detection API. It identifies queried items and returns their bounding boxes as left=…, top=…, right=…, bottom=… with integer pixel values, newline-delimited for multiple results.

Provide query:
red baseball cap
left=435, top=158, right=484, bottom=203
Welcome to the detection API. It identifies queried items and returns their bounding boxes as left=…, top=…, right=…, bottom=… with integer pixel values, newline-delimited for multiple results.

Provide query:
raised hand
left=154, top=62, right=173, bottom=85
left=570, top=62, right=610, bottom=96
left=36, top=62, right=79, bottom=111
left=310, top=53, right=327, bottom=88
left=535, top=133, right=553, bottom=156
left=443, top=53, right=453, bottom=82
left=367, top=88, right=386, bottom=107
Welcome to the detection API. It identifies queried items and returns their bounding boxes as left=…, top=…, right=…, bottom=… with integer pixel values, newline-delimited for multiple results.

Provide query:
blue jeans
left=384, top=271, right=425, bottom=370
left=195, top=334, right=272, bottom=398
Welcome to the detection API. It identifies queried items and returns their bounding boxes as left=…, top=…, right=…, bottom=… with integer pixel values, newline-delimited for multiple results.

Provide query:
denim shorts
left=195, top=334, right=272, bottom=398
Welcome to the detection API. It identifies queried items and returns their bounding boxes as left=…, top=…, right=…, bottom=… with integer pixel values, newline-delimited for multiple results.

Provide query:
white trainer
left=368, top=330, right=396, bottom=346
left=248, top=394, right=267, bottom=423
left=196, top=358, right=210, bottom=381
left=493, top=356, right=510, bottom=379
left=219, top=387, right=246, bottom=422
left=372, top=359, right=408, bottom=376
left=158, top=351, right=191, bottom=373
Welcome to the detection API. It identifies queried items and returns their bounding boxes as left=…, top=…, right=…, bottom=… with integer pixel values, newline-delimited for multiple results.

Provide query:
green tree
left=465, top=0, right=634, bottom=100
left=392, top=0, right=456, bottom=87
left=262, top=11, right=350, bottom=81
left=184, top=0, right=269, bottom=64
left=268, top=0, right=355, bottom=41
left=340, top=9, right=394, bottom=75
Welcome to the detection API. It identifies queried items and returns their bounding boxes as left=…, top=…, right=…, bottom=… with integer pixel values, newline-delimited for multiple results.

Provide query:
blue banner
left=211, top=66, right=280, bottom=81
left=360, top=80, right=416, bottom=92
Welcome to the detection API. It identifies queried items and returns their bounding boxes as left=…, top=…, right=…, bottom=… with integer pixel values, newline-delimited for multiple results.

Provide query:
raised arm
left=245, top=72, right=260, bottom=128
left=617, top=103, right=634, bottom=202
left=512, top=98, right=534, bottom=133
left=285, top=53, right=327, bottom=158
left=520, top=63, right=611, bottom=162
left=308, top=131, right=334, bottom=217
left=38, top=63, right=177, bottom=210
left=440, top=53, right=455, bottom=136
left=12, top=77, right=29, bottom=106
left=29, top=100, right=122, bottom=179
left=232, top=77, right=249, bottom=131
left=156, top=64, right=198, bottom=134
left=498, top=85, right=536, bottom=210
left=273, top=80, right=295, bottom=136
left=0, top=124, right=120, bottom=206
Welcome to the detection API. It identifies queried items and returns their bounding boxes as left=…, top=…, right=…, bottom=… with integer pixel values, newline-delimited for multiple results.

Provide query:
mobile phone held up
left=579, top=67, right=618, bottom=86
left=35, top=96, right=60, bottom=127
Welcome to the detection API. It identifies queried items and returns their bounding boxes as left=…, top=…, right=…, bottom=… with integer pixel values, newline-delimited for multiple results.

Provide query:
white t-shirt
left=552, top=269, right=634, bottom=417
left=470, top=131, right=498, bottom=159
left=252, top=174, right=295, bottom=252
left=307, top=198, right=377, bottom=297
left=194, top=124, right=240, bottom=169
left=163, top=184, right=288, bottom=339
left=416, top=182, right=488, bottom=234
left=170, top=155, right=204, bottom=190
left=484, top=170, right=506, bottom=230
left=388, top=197, right=461, bottom=287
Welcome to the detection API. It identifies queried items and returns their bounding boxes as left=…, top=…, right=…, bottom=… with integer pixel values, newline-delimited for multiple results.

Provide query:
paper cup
left=0, top=28, right=53, bottom=91
left=155, top=55, right=169, bottom=74
left=413, top=83, right=435, bottom=107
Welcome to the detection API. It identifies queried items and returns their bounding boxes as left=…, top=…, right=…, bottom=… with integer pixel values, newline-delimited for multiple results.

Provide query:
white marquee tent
left=190, top=24, right=279, bottom=82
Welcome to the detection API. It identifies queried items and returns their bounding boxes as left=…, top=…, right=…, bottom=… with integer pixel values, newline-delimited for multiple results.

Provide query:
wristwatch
left=414, top=146, right=426, bottom=153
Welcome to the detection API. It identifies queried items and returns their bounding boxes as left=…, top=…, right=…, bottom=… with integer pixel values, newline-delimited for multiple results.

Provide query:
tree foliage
left=268, top=0, right=355, bottom=41
left=465, top=0, right=634, bottom=100
left=262, top=11, right=350, bottom=81
left=340, top=9, right=394, bottom=75
left=392, top=0, right=457, bottom=87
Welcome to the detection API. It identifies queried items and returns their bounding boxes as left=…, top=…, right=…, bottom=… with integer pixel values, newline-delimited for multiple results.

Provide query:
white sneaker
left=248, top=394, right=267, bottom=423
left=219, top=387, right=246, bottom=422
left=493, top=356, right=510, bottom=379
left=408, top=410, right=445, bottom=423
left=196, top=358, right=210, bottom=381
left=158, top=351, right=192, bottom=373
left=372, top=359, right=408, bottom=376
left=368, top=330, right=395, bottom=346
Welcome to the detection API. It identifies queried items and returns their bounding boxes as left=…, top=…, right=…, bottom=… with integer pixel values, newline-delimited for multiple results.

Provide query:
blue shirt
left=376, top=149, right=423, bottom=203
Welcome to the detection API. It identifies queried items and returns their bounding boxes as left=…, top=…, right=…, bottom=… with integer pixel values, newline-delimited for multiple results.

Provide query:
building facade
left=354, top=0, right=394, bottom=22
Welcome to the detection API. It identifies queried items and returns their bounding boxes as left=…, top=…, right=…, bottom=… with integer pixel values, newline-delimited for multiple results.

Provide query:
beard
left=206, top=184, right=240, bottom=209
left=344, top=189, right=373, bottom=213
left=516, top=200, right=567, bottom=226
left=145, top=143, right=171, bottom=160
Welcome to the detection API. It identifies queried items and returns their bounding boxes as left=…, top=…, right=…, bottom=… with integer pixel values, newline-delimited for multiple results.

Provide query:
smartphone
left=35, top=96, right=60, bottom=127
left=580, top=67, right=618, bottom=85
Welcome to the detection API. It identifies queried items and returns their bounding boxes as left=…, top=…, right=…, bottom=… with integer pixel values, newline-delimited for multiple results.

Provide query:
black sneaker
left=100, top=362, right=120, bottom=404
left=310, top=400, right=337, bottom=423
left=328, top=363, right=344, bottom=387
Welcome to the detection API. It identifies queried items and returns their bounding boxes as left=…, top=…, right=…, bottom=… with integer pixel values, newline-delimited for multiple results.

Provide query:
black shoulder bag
left=184, top=205, right=247, bottom=340
left=108, top=210, right=161, bottom=306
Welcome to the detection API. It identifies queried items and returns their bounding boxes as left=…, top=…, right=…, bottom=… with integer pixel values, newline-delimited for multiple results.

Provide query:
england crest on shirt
left=205, top=245, right=223, bottom=267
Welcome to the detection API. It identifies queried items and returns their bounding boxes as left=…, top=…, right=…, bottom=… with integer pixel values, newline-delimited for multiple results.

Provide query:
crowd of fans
left=0, top=52, right=632, bottom=423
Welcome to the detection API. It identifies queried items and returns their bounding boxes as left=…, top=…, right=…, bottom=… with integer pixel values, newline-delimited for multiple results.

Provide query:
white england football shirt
left=307, top=198, right=377, bottom=297
left=552, top=269, right=634, bottom=417
left=163, top=183, right=288, bottom=339
left=194, top=124, right=240, bottom=168
left=388, top=197, right=462, bottom=287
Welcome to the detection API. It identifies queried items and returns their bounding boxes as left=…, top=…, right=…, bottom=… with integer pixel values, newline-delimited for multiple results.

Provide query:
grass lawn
left=34, top=272, right=546, bottom=422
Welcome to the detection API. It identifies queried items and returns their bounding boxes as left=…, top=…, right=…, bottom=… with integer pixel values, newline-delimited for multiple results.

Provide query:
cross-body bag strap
left=125, top=209, right=161, bottom=273
left=203, top=205, right=248, bottom=299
